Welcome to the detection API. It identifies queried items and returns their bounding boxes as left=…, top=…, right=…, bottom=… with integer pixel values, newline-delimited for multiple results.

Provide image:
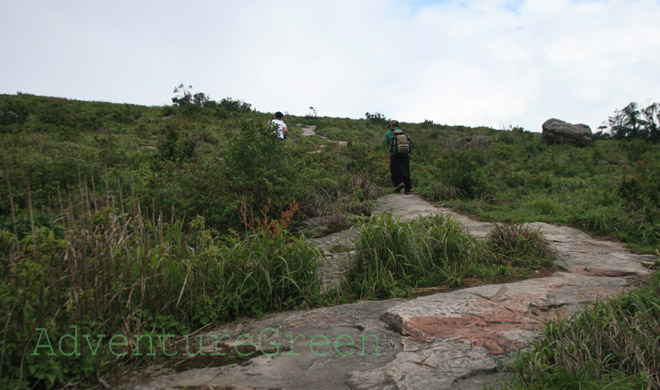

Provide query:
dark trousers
left=390, top=154, right=411, bottom=192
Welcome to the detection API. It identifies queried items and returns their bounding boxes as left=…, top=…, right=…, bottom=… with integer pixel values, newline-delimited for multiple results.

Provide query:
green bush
left=157, top=120, right=197, bottom=163
left=343, top=213, right=438, bottom=298
left=438, top=148, right=492, bottom=199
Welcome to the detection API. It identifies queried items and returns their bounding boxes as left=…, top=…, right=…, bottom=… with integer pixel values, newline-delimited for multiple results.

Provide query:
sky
left=1, top=0, right=659, bottom=132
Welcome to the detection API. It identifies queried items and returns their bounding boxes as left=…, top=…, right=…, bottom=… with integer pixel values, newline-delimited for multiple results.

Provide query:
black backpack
left=390, top=129, right=411, bottom=155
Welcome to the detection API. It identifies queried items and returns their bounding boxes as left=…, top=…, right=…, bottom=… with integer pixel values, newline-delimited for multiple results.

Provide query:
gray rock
left=147, top=115, right=175, bottom=122
left=525, top=222, right=652, bottom=277
left=380, top=272, right=629, bottom=355
left=119, top=300, right=405, bottom=390
left=347, top=339, right=502, bottom=390
left=541, top=118, right=593, bottom=146
left=462, top=135, right=492, bottom=148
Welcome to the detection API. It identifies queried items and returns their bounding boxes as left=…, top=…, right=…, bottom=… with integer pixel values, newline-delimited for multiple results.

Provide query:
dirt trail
left=301, top=124, right=317, bottom=137
left=301, top=124, right=348, bottom=146
left=120, top=193, right=654, bottom=390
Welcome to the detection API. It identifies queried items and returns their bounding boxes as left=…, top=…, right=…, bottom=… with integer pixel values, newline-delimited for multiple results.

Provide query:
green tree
left=607, top=101, right=660, bottom=142
left=642, top=102, right=659, bottom=143
left=365, top=111, right=388, bottom=126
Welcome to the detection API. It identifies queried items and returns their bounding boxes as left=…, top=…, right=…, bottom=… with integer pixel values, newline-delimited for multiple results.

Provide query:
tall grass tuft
left=342, top=215, right=559, bottom=299
left=485, top=223, right=557, bottom=270
left=343, top=213, right=430, bottom=298
left=342, top=213, right=489, bottom=298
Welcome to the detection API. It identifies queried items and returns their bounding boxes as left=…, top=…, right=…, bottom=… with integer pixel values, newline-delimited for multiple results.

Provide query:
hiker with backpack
left=385, top=119, right=412, bottom=194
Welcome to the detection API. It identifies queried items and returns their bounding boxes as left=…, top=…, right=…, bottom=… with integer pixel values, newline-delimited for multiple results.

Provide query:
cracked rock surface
left=119, top=194, right=652, bottom=390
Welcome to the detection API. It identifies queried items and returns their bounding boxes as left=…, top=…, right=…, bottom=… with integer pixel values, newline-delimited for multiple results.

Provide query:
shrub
left=439, top=148, right=492, bottom=199
left=157, top=120, right=197, bottom=163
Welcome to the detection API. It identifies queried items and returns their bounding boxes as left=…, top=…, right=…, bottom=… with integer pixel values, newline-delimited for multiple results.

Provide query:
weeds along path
left=121, top=193, right=655, bottom=390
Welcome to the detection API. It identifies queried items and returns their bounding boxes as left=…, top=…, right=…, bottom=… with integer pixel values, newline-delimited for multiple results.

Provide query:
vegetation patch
left=0, top=199, right=323, bottom=389
left=485, top=223, right=558, bottom=270
left=341, top=214, right=558, bottom=299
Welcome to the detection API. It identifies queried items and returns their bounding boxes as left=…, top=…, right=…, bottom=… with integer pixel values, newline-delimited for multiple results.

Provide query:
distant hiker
left=385, top=119, right=412, bottom=194
left=271, top=111, right=288, bottom=140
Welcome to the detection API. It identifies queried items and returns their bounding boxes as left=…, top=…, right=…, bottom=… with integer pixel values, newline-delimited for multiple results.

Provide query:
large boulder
left=462, top=135, right=492, bottom=148
left=541, top=118, right=593, bottom=146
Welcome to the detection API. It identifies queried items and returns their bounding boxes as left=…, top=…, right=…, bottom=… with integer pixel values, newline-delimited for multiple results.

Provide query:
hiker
left=271, top=111, right=288, bottom=140
left=385, top=119, right=412, bottom=194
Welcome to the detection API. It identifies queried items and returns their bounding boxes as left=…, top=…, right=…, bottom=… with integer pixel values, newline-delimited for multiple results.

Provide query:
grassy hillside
left=2, top=93, right=659, bottom=252
left=1, top=92, right=658, bottom=388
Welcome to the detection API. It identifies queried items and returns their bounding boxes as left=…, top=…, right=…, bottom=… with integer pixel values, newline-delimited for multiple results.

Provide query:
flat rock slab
left=120, top=300, right=406, bottom=390
left=353, top=273, right=632, bottom=389
left=527, top=222, right=654, bottom=277
left=347, top=338, right=509, bottom=390
left=301, top=125, right=317, bottom=137
left=119, top=194, right=654, bottom=390
left=375, top=194, right=493, bottom=239
left=380, top=272, right=626, bottom=356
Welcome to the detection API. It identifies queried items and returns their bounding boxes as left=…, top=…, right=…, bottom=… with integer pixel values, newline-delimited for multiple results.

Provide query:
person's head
left=275, top=111, right=284, bottom=120
left=389, top=119, right=400, bottom=129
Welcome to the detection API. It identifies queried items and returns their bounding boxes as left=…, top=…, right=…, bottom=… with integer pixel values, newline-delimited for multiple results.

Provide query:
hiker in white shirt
left=271, top=111, right=288, bottom=140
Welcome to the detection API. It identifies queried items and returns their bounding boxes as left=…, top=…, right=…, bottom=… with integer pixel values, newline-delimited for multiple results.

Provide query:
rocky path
left=300, top=124, right=349, bottom=146
left=120, top=193, right=654, bottom=390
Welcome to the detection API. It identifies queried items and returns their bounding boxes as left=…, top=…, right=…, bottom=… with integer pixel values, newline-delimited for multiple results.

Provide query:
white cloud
left=1, top=0, right=659, bottom=131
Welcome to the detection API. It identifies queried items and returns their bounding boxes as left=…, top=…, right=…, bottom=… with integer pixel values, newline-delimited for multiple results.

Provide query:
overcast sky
left=1, top=0, right=659, bottom=131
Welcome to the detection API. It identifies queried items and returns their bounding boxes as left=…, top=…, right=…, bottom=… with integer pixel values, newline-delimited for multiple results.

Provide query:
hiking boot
left=394, top=183, right=405, bottom=193
left=404, top=190, right=412, bottom=195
